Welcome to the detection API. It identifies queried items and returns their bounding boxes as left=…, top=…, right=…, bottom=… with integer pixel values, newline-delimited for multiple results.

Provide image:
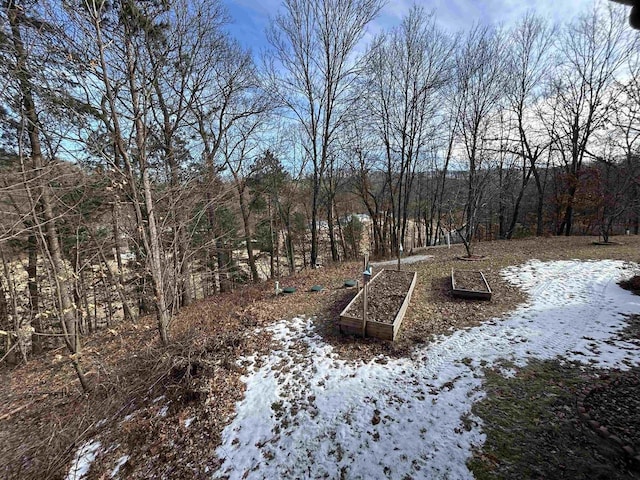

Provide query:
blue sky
left=223, top=0, right=614, bottom=53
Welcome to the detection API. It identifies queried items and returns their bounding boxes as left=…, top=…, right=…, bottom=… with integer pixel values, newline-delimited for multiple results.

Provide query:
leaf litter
left=3, top=237, right=640, bottom=479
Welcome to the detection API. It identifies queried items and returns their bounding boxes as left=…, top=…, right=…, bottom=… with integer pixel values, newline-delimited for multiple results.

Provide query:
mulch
left=452, top=269, right=490, bottom=292
left=342, top=269, right=415, bottom=324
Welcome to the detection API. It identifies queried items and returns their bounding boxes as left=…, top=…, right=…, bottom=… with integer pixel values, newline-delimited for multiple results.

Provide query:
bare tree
left=340, top=114, right=389, bottom=257
left=611, top=55, right=640, bottom=233
left=265, top=0, right=383, bottom=267
left=221, top=108, right=270, bottom=283
left=547, top=4, right=632, bottom=236
left=503, top=13, right=555, bottom=238
left=3, top=0, right=90, bottom=389
left=73, top=0, right=174, bottom=344
left=454, top=25, right=506, bottom=257
left=364, top=6, right=454, bottom=257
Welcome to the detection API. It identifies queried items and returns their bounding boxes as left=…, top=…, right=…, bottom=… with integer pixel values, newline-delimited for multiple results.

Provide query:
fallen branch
left=0, top=342, right=18, bottom=364
left=0, top=394, right=49, bottom=422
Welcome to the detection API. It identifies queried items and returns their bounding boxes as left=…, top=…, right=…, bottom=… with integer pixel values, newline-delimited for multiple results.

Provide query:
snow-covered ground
left=214, top=260, right=640, bottom=480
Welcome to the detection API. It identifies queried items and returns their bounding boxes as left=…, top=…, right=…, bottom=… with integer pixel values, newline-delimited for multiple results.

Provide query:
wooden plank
left=362, top=254, right=369, bottom=337
left=339, top=268, right=417, bottom=341
left=366, top=320, right=393, bottom=340
left=340, top=315, right=363, bottom=330
left=391, top=271, right=417, bottom=340
left=339, top=268, right=385, bottom=320
left=451, top=269, right=492, bottom=300
left=340, top=320, right=393, bottom=340
left=480, top=271, right=492, bottom=294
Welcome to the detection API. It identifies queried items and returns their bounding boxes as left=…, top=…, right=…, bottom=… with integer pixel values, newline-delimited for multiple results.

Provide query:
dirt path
left=370, top=253, right=433, bottom=268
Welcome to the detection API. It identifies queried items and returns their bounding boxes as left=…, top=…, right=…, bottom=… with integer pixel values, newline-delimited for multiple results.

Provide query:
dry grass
left=1, top=235, right=639, bottom=479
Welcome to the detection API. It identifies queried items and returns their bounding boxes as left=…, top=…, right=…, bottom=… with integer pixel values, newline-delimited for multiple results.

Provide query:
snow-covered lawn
left=214, top=260, right=640, bottom=479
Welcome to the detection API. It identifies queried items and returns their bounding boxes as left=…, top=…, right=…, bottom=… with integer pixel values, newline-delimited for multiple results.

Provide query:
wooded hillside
left=0, top=0, right=639, bottom=381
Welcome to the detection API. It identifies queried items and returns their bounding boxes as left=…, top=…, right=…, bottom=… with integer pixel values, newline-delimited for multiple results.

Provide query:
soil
left=342, top=269, right=415, bottom=324
left=582, top=369, right=640, bottom=454
left=452, top=269, right=490, bottom=292
left=2, top=235, right=640, bottom=479
left=620, top=276, right=640, bottom=295
left=456, top=254, right=487, bottom=261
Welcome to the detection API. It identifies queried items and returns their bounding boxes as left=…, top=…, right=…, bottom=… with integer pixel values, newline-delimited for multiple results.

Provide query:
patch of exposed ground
left=468, top=359, right=639, bottom=480
left=620, top=275, right=640, bottom=296
left=583, top=369, right=640, bottom=455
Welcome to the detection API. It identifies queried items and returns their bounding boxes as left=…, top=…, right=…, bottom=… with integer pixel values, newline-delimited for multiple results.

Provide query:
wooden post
left=362, top=283, right=367, bottom=338
left=362, top=254, right=369, bottom=337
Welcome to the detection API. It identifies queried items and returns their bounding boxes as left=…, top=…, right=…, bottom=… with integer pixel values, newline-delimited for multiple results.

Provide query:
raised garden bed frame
left=451, top=269, right=492, bottom=301
left=339, top=269, right=418, bottom=341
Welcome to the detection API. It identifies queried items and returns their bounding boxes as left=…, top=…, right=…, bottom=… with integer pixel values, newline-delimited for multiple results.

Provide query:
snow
left=65, top=440, right=101, bottom=480
left=110, top=455, right=129, bottom=478
left=214, top=260, right=640, bottom=479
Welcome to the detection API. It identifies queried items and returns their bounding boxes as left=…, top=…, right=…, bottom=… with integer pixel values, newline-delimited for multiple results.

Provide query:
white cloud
left=376, top=0, right=615, bottom=33
left=223, top=0, right=622, bottom=55
left=481, top=0, right=610, bottom=26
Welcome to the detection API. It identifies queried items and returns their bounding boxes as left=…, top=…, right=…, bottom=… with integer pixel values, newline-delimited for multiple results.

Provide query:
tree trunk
left=89, top=229, right=136, bottom=323
left=73, top=255, right=85, bottom=335
left=142, top=169, right=171, bottom=345
left=269, top=198, right=275, bottom=279
left=6, top=4, right=86, bottom=387
left=506, top=165, right=534, bottom=240
left=90, top=5, right=173, bottom=344
left=80, top=269, right=92, bottom=332
left=179, top=236, right=193, bottom=307
left=238, top=191, right=259, bottom=283
left=151, top=68, right=193, bottom=308
left=0, top=276, right=18, bottom=365
left=204, top=191, right=230, bottom=293
left=327, top=201, right=339, bottom=262
left=323, top=171, right=340, bottom=262
left=310, top=173, right=320, bottom=268
left=531, top=163, right=545, bottom=236
left=0, top=250, right=21, bottom=364
left=135, top=246, right=152, bottom=316
left=559, top=184, right=577, bottom=236
left=111, top=200, right=136, bottom=322
left=335, top=206, right=348, bottom=260
left=26, top=233, right=43, bottom=354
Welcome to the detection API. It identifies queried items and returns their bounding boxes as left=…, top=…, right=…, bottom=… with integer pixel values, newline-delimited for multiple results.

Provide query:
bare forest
left=0, top=0, right=639, bottom=390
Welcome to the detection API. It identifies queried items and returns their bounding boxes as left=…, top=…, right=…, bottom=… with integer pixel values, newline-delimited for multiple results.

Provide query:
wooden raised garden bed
left=339, top=269, right=417, bottom=341
left=451, top=269, right=492, bottom=300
